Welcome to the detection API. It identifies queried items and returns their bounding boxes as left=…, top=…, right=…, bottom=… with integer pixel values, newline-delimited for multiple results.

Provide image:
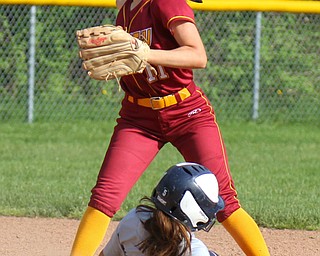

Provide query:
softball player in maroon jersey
left=71, top=0, right=270, bottom=255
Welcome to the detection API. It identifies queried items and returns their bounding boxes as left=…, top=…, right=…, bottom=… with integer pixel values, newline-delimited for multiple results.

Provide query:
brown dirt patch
left=0, top=216, right=319, bottom=255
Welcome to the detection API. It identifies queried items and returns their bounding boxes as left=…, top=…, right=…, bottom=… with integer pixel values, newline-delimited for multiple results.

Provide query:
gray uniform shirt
left=103, top=208, right=211, bottom=256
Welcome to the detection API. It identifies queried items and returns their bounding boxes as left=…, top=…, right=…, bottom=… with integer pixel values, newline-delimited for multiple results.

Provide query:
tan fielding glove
left=76, top=25, right=150, bottom=80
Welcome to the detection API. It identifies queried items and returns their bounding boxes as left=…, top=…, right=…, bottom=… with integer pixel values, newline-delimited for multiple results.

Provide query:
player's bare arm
left=147, top=21, right=207, bottom=69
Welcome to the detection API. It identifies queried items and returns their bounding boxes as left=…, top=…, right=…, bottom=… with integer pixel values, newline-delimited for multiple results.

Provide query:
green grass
left=0, top=121, right=319, bottom=230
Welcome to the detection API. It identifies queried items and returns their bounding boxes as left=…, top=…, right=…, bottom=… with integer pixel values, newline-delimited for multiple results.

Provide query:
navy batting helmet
left=151, top=162, right=224, bottom=232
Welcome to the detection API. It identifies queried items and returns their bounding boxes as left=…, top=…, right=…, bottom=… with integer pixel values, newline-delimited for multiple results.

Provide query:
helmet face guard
left=152, top=162, right=225, bottom=232
left=195, top=196, right=225, bottom=232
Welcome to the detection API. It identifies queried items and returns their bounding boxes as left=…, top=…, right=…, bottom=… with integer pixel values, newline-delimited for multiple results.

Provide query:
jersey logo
left=130, top=27, right=152, bottom=46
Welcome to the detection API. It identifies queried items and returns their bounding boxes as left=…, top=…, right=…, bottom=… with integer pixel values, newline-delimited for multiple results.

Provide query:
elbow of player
left=201, top=57, right=208, bottom=69
left=197, top=55, right=207, bottom=69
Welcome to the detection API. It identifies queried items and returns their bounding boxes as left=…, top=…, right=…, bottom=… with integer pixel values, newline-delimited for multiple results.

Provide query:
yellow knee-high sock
left=222, top=208, right=270, bottom=256
left=71, top=206, right=111, bottom=256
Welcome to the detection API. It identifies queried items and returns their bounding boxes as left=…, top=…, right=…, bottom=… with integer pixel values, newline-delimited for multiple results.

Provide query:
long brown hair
left=136, top=197, right=192, bottom=256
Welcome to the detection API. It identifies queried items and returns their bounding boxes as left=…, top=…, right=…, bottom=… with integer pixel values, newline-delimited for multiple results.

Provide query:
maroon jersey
left=116, top=0, right=196, bottom=98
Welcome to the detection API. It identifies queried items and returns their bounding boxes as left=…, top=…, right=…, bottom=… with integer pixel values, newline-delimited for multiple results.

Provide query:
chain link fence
left=0, top=6, right=319, bottom=123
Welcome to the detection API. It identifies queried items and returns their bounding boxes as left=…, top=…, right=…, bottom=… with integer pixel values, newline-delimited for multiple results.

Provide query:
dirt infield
left=1, top=216, right=319, bottom=256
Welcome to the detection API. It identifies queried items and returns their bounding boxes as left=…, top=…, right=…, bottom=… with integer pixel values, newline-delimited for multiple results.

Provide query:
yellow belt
left=127, top=87, right=192, bottom=110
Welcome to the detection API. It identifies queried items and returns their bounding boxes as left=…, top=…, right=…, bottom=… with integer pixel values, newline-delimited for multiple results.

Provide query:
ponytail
left=136, top=197, right=191, bottom=256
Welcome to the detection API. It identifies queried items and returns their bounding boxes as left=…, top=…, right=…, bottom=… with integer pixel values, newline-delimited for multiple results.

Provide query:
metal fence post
left=28, top=6, right=36, bottom=123
left=253, top=12, right=262, bottom=120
